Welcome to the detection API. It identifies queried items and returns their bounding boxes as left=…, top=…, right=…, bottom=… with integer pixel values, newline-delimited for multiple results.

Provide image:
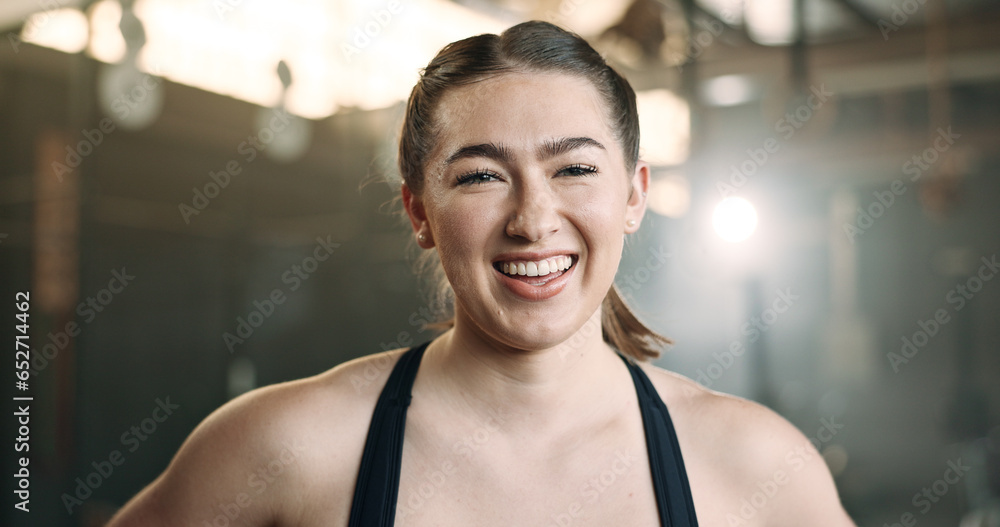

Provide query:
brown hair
left=399, top=20, right=670, bottom=361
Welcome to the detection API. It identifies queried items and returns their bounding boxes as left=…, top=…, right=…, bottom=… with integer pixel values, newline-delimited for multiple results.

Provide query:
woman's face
left=403, top=71, right=648, bottom=350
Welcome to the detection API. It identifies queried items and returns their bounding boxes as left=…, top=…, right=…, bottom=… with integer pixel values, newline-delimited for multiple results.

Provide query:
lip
left=492, top=251, right=578, bottom=301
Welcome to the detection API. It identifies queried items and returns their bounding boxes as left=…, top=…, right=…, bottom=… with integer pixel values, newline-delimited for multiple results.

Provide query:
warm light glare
left=88, top=0, right=127, bottom=63
left=134, top=0, right=283, bottom=110
left=636, top=89, right=690, bottom=166
left=701, top=74, right=756, bottom=107
left=24, top=0, right=506, bottom=119
left=648, top=173, right=691, bottom=219
left=548, top=0, right=632, bottom=36
left=745, top=0, right=795, bottom=45
left=697, top=0, right=745, bottom=24
left=21, top=9, right=89, bottom=54
left=713, top=197, right=758, bottom=242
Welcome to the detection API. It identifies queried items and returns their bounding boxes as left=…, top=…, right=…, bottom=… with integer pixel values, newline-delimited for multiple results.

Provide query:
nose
left=505, top=179, right=561, bottom=241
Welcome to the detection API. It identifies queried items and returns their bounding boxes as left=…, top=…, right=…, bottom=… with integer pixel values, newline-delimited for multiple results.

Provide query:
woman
left=109, top=21, right=854, bottom=526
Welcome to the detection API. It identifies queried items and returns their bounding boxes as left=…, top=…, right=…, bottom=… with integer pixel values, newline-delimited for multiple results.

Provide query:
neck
left=422, top=307, right=629, bottom=433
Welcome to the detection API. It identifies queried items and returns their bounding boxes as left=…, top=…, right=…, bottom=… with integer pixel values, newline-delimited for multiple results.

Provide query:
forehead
left=428, top=72, right=618, bottom=164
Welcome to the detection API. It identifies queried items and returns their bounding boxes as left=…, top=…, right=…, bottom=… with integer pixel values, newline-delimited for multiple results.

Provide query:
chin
left=484, top=311, right=598, bottom=353
left=453, top=276, right=608, bottom=351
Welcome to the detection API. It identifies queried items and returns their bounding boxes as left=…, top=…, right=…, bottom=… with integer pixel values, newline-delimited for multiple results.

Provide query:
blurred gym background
left=1, top=0, right=998, bottom=525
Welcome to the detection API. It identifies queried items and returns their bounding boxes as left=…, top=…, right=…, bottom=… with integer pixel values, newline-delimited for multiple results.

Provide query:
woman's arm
left=645, top=366, right=856, bottom=526
left=106, top=384, right=310, bottom=526
left=106, top=351, right=399, bottom=526
left=717, top=396, right=857, bottom=526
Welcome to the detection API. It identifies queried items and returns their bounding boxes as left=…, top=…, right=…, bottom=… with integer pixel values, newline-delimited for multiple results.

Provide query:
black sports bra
left=348, top=341, right=699, bottom=526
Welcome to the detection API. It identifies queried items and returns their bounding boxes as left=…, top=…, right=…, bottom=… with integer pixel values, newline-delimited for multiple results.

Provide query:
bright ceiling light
left=745, top=0, right=795, bottom=46
left=21, top=8, right=89, bottom=54
left=22, top=0, right=506, bottom=120
left=713, top=197, right=758, bottom=242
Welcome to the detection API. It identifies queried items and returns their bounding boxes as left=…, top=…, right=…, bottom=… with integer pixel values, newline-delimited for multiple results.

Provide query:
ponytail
left=601, top=284, right=670, bottom=361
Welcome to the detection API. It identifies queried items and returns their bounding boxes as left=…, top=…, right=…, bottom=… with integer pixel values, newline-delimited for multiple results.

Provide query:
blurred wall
left=1, top=43, right=437, bottom=525
left=1, top=5, right=999, bottom=527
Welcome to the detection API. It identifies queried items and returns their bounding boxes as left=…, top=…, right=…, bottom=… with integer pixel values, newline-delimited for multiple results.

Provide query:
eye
left=558, top=164, right=598, bottom=177
left=456, top=169, right=500, bottom=186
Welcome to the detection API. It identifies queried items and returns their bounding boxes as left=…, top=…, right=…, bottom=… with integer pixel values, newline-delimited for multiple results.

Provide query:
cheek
left=428, top=200, right=495, bottom=266
left=571, top=193, right=629, bottom=273
left=575, top=188, right=628, bottom=236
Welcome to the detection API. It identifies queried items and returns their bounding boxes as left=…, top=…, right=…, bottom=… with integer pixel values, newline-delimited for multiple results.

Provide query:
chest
left=390, top=409, right=663, bottom=527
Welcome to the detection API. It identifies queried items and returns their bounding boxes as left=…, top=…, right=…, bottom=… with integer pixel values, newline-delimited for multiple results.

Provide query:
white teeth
left=499, top=256, right=573, bottom=277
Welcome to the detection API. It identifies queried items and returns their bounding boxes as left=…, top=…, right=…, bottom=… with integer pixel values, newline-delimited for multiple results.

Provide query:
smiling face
left=403, top=71, right=649, bottom=351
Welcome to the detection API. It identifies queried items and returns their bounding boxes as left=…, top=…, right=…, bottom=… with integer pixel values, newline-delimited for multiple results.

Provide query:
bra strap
left=618, top=353, right=700, bottom=527
left=348, top=341, right=430, bottom=527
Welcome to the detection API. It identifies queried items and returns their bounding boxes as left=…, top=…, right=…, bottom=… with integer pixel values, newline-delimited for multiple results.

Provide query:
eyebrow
left=537, top=136, right=606, bottom=159
left=443, top=136, right=605, bottom=166
left=444, top=142, right=513, bottom=166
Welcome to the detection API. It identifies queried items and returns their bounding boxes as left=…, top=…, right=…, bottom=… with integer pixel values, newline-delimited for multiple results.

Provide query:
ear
left=624, top=160, right=650, bottom=234
left=402, top=183, right=434, bottom=248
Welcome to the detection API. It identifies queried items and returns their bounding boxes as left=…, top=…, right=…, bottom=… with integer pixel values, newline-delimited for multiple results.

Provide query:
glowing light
left=713, top=197, right=758, bottom=242
left=21, top=9, right=89, bottom=54
left=745, top=0, right=795, bottom=46
left=647, top=173, right=690, bottom=218
left=697, top=0, right=745, bottom=25
left=636, top=89, right=690, bottom=166
left=87, top=1, right=127, bottom=63
left=701, top=74, right=757, bottom=107
left=21, top=0, right=506, bottom=120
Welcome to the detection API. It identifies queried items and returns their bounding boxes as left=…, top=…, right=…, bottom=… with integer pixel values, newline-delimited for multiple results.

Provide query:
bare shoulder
left=635, top=362, right=856, bottom=526
left=108, top=348, right=409, bottom=527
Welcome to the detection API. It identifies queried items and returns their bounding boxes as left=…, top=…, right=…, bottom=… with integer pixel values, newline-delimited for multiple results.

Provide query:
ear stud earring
left=627, top=220, right=637, bottom=227
left=418, top=233, right=426, bottom=242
